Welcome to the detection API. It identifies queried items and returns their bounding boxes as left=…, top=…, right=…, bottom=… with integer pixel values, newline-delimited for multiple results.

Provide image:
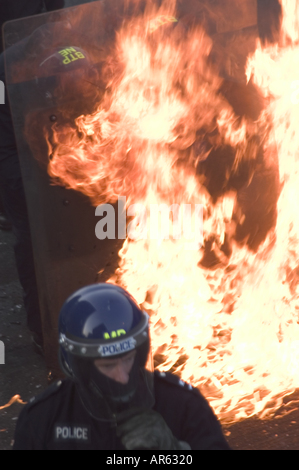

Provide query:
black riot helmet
left=58, top=283, right=154, bottom=423
left=34, top=43, right=103, bottom=119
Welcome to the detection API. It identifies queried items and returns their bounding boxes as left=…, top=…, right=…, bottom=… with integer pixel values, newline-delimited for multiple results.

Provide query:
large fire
left=44, top=0, right=299, bottom=423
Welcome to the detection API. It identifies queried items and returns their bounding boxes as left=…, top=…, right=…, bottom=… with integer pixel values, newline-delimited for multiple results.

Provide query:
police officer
left=13, top=283, right=231, bottom=450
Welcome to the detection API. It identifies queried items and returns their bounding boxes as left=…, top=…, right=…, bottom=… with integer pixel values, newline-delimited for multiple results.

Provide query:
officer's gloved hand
left=117, top=409, right=191, bottom=450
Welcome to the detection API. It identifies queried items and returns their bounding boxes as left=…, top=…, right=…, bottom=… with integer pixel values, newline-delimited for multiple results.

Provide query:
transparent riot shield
left=3, top=0, right=263, bottom=377
left=3, top=1, right=125, bottom=375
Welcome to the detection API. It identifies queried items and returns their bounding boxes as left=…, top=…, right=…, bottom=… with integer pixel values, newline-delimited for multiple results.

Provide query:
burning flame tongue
left=46, top=0, right=299, bottom=423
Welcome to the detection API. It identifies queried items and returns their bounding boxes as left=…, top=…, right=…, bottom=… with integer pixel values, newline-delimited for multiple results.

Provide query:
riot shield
left=3, top=0, right=262, bottom=377
left=3, top=1, right=125, bottom=375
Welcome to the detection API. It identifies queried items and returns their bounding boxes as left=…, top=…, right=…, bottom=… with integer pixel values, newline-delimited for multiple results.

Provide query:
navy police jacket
left=13, top=371, right=231, bottom=450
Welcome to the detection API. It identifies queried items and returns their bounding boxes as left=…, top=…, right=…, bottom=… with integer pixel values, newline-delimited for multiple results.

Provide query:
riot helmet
left=36, top=44, right=102, bottom=112
left=58, top=283, right=154, bottom=423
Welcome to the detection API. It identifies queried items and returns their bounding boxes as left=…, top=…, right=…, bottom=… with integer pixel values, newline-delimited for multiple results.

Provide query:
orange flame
left=43, top=0, right=299, bottom=423
left=47, top=1, right=257, bottom=209
left=0, top=395, right=26, bottom=411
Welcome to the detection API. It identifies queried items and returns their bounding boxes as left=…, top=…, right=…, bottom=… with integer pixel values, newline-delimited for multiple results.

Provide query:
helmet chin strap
left=58, top=348, right=77, bottom=380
